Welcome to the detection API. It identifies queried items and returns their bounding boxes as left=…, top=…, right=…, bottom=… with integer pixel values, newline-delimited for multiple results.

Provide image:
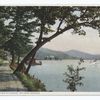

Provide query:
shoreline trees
left=0, top=7, right=100, bottom=74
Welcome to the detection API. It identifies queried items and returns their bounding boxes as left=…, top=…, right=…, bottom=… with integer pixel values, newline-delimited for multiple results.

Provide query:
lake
left=29, top=60, right=100, bottom=92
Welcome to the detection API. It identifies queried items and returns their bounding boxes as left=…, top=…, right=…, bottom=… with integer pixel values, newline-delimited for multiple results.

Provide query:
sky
left=43, top=27, right=100, bottom=54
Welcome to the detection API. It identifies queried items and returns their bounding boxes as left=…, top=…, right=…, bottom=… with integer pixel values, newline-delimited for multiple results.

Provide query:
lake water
left=29, top=60, right=100, bottom=92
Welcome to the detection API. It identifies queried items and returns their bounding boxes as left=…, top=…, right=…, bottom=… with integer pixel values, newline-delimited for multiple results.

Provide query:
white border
left=0, top=92, right=100, bottom=96
left=0, top=0, right=100, bottom=96
left=0, top=0, right=100, bottom=6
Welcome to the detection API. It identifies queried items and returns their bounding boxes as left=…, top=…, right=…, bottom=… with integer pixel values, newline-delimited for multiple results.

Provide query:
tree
left=14, top=7, right=100, bottom=74
left=0, top=7, right=11, bottom=47
left=2, top=7, right=36, bottom=67
left=63, top=59, right=85, bottom=91
left=0, top=7, right=12, bottom=60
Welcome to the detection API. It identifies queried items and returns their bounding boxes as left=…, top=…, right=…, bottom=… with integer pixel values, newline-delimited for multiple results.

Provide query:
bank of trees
left=0, top=7, right=100, bottom=74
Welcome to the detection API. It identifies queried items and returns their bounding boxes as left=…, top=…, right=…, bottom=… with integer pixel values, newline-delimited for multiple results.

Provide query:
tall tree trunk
left=25, top=53, right=36, bottom=74
left=10, top=52, right=15, bottom=67
left=13, top=43, right=44, bottom=74
left=17, top=55, right=20, bottom=65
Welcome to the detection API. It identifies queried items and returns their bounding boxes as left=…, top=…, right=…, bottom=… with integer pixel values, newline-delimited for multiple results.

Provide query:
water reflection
left=63, top=60, right=85, bottom=92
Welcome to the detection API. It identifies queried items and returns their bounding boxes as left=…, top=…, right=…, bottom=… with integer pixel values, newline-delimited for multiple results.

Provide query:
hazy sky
left=43, top=27, right=100, bottom=54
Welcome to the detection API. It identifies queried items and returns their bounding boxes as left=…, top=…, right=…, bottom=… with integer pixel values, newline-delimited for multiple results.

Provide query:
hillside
left=35, top=48, right=75, bottom=60
left=65, top=50, right=100, bottom=60
left=35, top=48, right=100, bottom=60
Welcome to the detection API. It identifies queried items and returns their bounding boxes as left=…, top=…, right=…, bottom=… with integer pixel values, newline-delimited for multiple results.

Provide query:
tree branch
left=36, top=21, right=45, bottom=45
left=57, top=17, right=65, bottom=32
left=42, top=19, right=100, bottom=44
left=80, top=8, right=88, bottom=19
left=43, top=25, right=74, bottom=43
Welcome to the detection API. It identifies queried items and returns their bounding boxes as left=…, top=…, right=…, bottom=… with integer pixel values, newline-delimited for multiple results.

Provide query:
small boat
left=90, top=62, right=97, bottom=65
left=89, top=59, right=98, bottom=65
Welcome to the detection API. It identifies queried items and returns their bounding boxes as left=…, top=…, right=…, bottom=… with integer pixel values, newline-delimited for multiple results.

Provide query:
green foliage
left=15, top=72, right=46, bottom=91
left=33, top=7, right=100, bottom=36
left=63, top=61, right=85, bottom=92
left=0, top=49, right=7, bottom=60
left=11, top=6, right=100, bottom=73
left=1, top=7, right=35, bottom=64
left=1, top=7, right=100, bottom=73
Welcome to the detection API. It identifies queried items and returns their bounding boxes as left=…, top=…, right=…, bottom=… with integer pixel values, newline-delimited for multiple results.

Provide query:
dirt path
left=0, top=64, right=27, bottom=91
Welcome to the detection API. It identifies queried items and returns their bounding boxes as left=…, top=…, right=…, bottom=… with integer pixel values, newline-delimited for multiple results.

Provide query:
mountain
left=35, top=48, right=100, bottom=60
left=65, top=50, right=100, bottom=60
left=35, top=48, right=75, bottom=60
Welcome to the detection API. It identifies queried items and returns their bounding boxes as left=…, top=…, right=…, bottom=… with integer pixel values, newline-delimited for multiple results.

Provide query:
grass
left=0, top=59, right=4, bottom=66
left=15, top=71, right=46, bottom=91
left=10, top=62, right=46, bottom=91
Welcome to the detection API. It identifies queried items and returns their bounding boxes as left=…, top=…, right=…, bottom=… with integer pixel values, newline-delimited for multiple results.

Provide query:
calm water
left=29, top=60, right=100, bottom=92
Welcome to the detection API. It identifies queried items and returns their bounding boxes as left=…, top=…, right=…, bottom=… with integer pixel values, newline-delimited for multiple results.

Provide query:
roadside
left=0, top=61, right=27, bottom=91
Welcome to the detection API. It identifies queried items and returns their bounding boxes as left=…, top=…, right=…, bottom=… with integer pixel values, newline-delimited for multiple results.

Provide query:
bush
left=63, top=64, right=85, bottom=92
